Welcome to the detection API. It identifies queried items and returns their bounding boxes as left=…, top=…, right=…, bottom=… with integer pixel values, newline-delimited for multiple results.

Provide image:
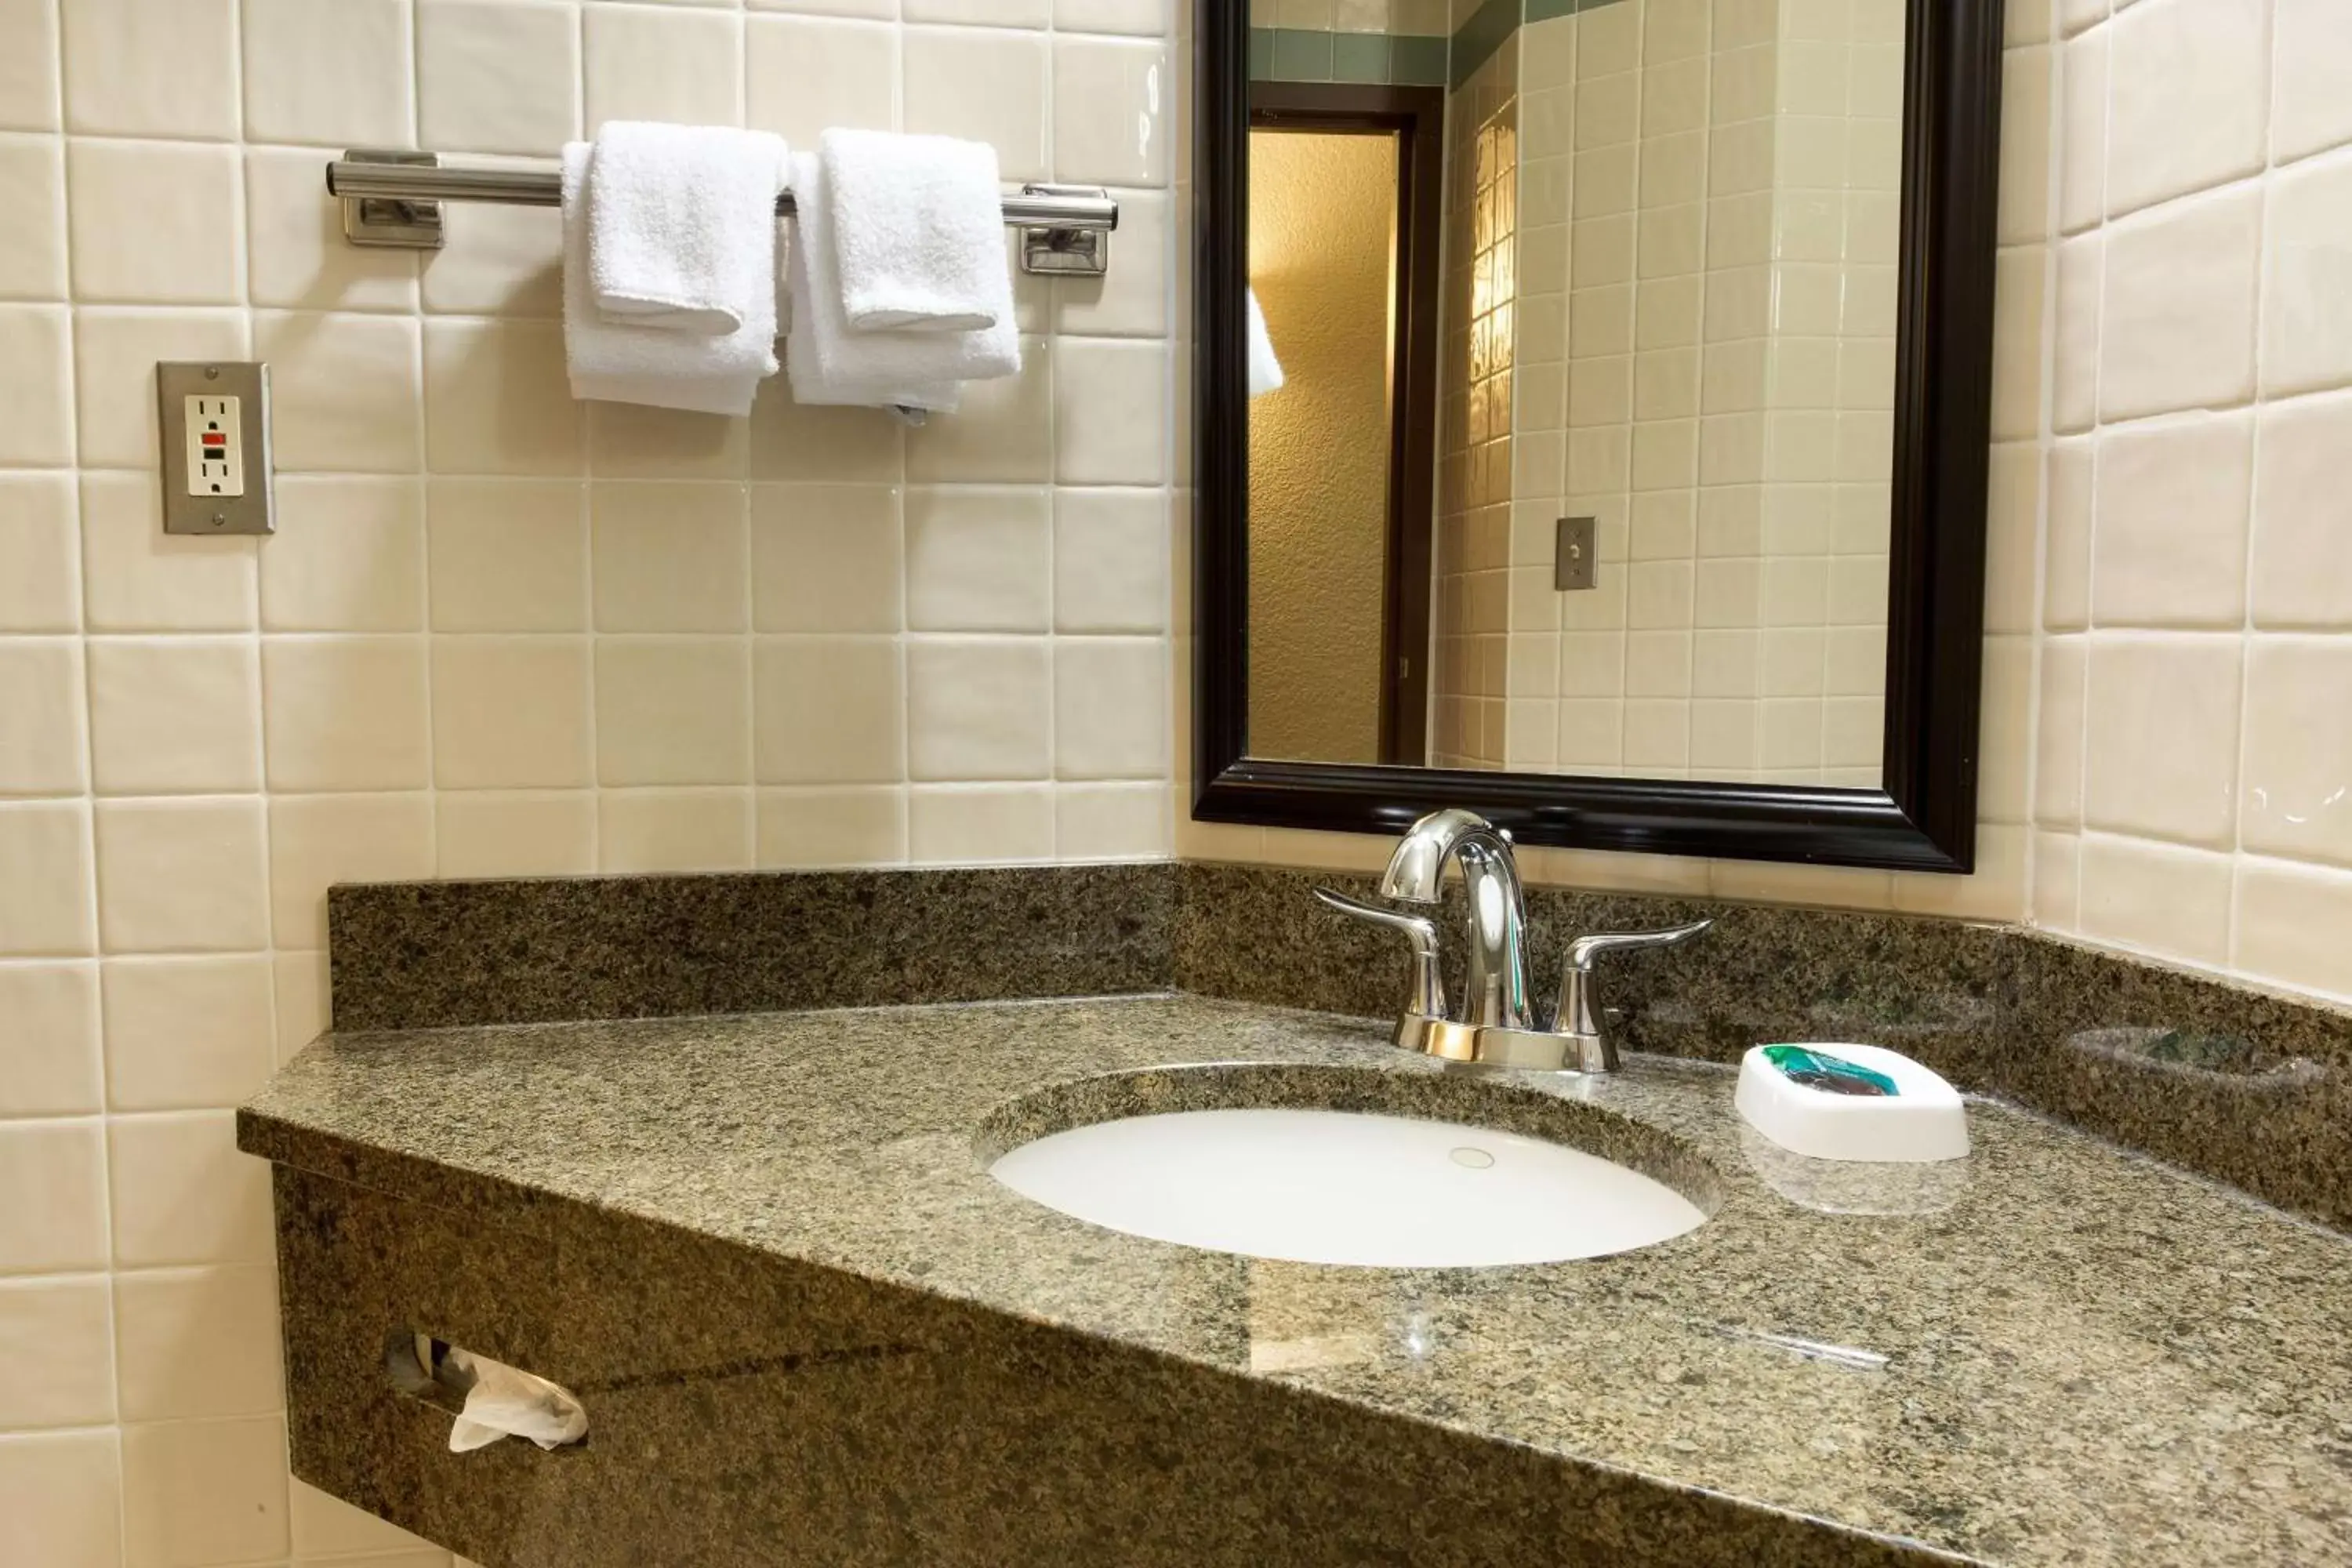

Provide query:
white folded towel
left=561, top=143, right=779, bottom=417
left=1247, top=289, right=1286, bottom=397
left=782, top=151, right=1018, bottom=413
left=586, top=122, right=787, bottom=336
left=818, top=128, right=1010, bottom=335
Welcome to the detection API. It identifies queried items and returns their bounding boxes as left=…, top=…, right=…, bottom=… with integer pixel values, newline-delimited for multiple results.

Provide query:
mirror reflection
left=1246, top=0, right=1904, bottom=787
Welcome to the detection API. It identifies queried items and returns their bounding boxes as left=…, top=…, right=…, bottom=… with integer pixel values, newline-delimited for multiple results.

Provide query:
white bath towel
left=818, top=128, right=1010, bottom=335
left=585, top=122, right=788, bottom=336
left=561, top=143, right=779, bottom=417
left=1247, top=289, right=1286, bottom=397
left=782, top=152, right=1018, bottom=413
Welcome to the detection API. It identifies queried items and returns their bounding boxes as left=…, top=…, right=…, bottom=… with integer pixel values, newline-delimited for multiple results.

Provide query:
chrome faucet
left=1317, top=808, right=1711, bottom=1073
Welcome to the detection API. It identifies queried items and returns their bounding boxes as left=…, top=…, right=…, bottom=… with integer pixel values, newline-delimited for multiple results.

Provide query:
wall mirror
left=1192, top=0, right=2004, bottom=872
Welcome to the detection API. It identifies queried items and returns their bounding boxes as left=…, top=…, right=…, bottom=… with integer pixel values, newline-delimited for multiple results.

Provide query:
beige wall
left=0, top=0, right=1175, bottom=1562
left=1247, top=129, right=1396, bottom=764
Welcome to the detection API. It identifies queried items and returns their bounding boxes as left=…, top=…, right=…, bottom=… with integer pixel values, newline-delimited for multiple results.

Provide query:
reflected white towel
left=1247, top=289, right=1286, bottom=397
left=586, top=122, right=788, bottom=336
left=819, top=128, right=1010, bottom=334
left=783, top=152, right=1018, bottom=412
left=561, top=143, right=779, bottom=417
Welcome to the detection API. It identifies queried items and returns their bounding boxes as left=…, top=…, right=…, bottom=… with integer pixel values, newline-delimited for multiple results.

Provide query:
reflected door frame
left=1247, top=82, right=1445, bottom=768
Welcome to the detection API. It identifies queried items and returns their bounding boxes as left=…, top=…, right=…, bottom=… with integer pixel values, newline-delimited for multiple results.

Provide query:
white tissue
left=443, top=1347, right=589, bottom=1453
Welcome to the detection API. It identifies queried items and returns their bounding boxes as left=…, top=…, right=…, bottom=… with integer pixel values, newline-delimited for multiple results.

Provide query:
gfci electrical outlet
left=158, top=361, right=274, bottom=535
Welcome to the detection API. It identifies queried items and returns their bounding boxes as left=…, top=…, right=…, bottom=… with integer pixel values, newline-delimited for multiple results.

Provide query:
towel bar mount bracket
left=331, top=149, right=1115, bottom=278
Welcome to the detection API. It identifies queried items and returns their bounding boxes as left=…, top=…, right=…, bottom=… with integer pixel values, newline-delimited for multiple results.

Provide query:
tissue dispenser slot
left=386, top=1328, right=590, bottom=1452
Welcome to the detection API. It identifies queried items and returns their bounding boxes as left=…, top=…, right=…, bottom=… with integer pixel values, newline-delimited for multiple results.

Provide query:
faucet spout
left=1377, top=808, right=1532, bottom=1031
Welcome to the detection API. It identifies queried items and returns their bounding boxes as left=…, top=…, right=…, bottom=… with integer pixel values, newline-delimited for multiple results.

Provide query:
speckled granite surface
left=241, top=995, right=2352, bottom=1566
left=1175, top=864, right=2352, bottom=1228
left=327, top=863, right=1173, bottom=1031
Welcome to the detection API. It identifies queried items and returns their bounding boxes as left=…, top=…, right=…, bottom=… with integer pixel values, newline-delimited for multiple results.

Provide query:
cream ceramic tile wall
left=2031, top=0, right=2352, bottom=1006
left=0, top=0, right=1177, bottom=1562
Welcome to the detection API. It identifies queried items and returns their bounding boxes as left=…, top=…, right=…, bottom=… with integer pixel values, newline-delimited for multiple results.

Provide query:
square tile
left=591, top=482, right=750, bottom=631
left=0, top=305, right=72, bottom=464
left=93, top=798, right=269, bottom=953
left=262, top=476, right=427, bottom=632
left=746, top=16, right=898, bottom=145
left=61, top=0, right=237, bottom=138
left=1054, top=782, right=1167, bottom=858
left=71, top=307, right=247, bottom=469
left=242, top=0, right=414, bottom=146
left=0, top=1278, right=114, bottom=1427
left=427, top=478, right=590, bottom=631
left=0, top=134, right=67, bottom=299
left=81, top=474, right=257, bottom=633
left=245, top=147, right=420, bottom=314
left=750, top=485, right=902, bottom=633
left=755, top=786, right=906, bottom=867
left=0, top=801, right=96, bottom=956
left=586, top=2, right=746, bottom=129
left=0, top=0, right=60, bottom=130
left=1054, top=637, right=1166, bottom=779
left=0, top=1432, right=121, bottom=1566
left=749, top=380, right=904, bottom=482
left=2076, top=832, right=2233, bottom=964
left=114, top=1267, right=284, bottom=1420
left=906, top=486, right=1051, bottom=630
left=2260, top=149, right=2352, bottom=398
left=595, top=637, right=753, bottom=786
left=906, top=337, right=1051, bottom=481
left=902, top=25, right=1048, bottom=181
left=262, top=637, right=431, bottom=792
left=2273, top=0, right=2352, bottom=163
left=1055, top=338, right=1169, bottom=485
left=597, top=787, right=754, bottom=872
left=436, top=790, right=597, bottom=878
left=1055, top=188, right=1171, bottom=337
left=1054, top=488, right=1168, bottom=633
left=2091, top=411, right=2252, bottom=628
left=2252, top=390, right=2352, bottom=629
left=0, top=1119, right=107, bottom=1272
left=753, top=636, right=904, bottom=783
left=64, top=139, right=243, bottom=305
left=1054, top=37, right=1173, bottom=187
left=906, top=638, right=1051, bottom=780
left=431, top=637, right=594, bottom=789
left=252, top=310, right=423, bottom=473
left=417, top=0, right=582, bottom=154
left=119, top=1414, right=289, bottom=1567
left=0, top=962, right=101, bottom=1116
left=424, top=318, right=585, bottom=475
left=2104, top=0, right=2268, bottom=217
left=589, top=400, right=750, bottom=478
left=87, top=637, right=261, bottom=795
left=2100, top=185, right=2259, bottom=422
left=2239, top=637, right=2352, bottom=869
left=2235, top=856, right=2352, bottom=1004
left=0, top=475, right=80, bottom=631
left=102, top=955, right=276, bottom=1111
left=109, top=1110, right=274, bottom=1267
left=2082, top=634, right=2242, bottom=848
left=907, top=783, right=1054, bottom=862
left=267, top=793, right=434, bottom=949
left=0, top=639, right=86, bottom=795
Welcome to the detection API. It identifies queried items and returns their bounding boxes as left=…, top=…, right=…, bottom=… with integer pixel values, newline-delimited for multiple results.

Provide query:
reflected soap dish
left=1734, top=1042, right=1969, bottom=1164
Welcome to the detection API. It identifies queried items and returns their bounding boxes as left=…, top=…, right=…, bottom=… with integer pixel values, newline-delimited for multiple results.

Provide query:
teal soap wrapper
left=1761, top=1044, right=1900, bottom=1098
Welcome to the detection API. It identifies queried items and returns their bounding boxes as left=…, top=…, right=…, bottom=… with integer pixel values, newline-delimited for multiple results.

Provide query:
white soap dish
left=1733, top=1043, right=1969, bottom=1164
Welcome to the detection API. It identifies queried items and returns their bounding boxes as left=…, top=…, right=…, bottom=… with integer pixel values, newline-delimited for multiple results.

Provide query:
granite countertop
left=239, top=993, right=2352, bottom=1567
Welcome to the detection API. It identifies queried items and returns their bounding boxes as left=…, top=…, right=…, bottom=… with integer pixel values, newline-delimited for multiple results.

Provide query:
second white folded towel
left=819, top=128, right=1011, bottom=335
left=586, top=122, right=787, bottom=336
left=784, top=151, right=1019, bottom=413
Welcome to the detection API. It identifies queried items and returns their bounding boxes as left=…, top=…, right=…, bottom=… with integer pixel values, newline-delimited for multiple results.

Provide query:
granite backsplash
left=320, top=858, right=2352, bottom=1229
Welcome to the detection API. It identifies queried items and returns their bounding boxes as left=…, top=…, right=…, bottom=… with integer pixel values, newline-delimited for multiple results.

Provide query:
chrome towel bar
left=325, top=148, right=1119, bottom=277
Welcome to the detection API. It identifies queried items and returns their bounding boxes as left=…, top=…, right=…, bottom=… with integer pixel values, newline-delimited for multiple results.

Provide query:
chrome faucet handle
left=1314, top=888, right=1446, bottom=1022
left=1553, top=920, right=1713, bottom=1073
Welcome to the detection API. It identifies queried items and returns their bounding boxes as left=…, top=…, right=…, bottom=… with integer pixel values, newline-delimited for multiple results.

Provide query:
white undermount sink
left=989, top=1107, right=1709, bottom=1268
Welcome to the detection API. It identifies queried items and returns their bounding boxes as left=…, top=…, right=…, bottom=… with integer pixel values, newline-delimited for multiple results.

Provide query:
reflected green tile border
left=1250, top=27, right=1450, bottom=86
left=1451, top=0, right=1632, bottom=88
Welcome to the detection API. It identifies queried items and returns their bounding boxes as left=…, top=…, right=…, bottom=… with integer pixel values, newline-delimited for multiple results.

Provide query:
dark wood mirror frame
left=1192, top=0, right=2005, bottom=874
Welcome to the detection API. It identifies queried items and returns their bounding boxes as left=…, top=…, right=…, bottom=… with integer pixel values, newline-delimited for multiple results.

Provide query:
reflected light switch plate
left=158, top=361, right=274, bottom=536
left=1555, top=516, right=1597, bottom=591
